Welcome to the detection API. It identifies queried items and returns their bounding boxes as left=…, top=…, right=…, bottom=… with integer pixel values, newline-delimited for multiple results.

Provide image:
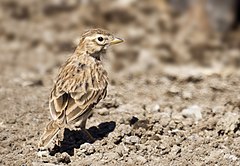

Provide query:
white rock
left=217, top=112, right=240, bottom=133
left=136, top=155, right=147, bottom=164
left=118, top=124, right=132, bottom=136
left=80, top=143, right=95, bottom=155
left=224, top=154, right=238, bottom=161
left=181, top=105, right=203, bottom=121
left=98, top=108, right=110, bottom=116
left=124, top=136, right=139, bottom=144
left=32, top=162, right=61, bottom=166
left=152, top=104, right=160, bottom=112
left=212, top=106, right=225, bottom=113
left=182, top=91, right=192, bottom=99
left=168, top=86, right=180, bottom=94
left=36, top=150, right=49, bottom=157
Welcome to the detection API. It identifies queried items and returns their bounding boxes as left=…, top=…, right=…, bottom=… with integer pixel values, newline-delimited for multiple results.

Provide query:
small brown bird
left=39, top=29, right=123, bottom=149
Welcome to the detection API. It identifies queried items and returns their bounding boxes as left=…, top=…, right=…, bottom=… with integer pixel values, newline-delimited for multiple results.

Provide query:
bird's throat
left=89, top=49, right=106, bottom=61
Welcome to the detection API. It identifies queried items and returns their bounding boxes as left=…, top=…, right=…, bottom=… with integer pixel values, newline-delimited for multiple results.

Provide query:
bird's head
left=77, top=29, right=123, bottom=59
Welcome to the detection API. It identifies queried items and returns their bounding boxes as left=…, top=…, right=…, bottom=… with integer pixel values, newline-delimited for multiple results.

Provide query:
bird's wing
left=49, top=61, right=108, bottom=123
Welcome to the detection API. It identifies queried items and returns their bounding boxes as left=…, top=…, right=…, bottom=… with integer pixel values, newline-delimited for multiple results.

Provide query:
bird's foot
left=81, top=128, right=96, bottom=143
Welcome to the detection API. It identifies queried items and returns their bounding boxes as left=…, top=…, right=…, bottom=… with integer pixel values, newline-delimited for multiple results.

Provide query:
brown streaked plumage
left=39, top=29, right=123, bottom=149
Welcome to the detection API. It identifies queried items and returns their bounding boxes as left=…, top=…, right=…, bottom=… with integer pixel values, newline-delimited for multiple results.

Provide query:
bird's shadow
left=49, top=121, right=116, bottom=156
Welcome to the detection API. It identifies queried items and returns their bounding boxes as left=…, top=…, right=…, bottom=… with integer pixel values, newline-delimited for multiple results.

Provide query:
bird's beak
left=110, top=37, right=124, bottom=45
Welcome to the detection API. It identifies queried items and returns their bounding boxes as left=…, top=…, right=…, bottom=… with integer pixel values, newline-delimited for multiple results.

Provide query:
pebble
left=98, top=108, right=110, bottom=116
left=171, top=145, right=181, bottom=155
left=212, top=106, right=225, bottom=113
left=80, top=143, right=95, bottom=155
left=32, top=162, right=60, bottom=166
left=55, top=152, right=71, bottom=164
left=224, top=154, right=238, bottom=161
left=136, top=155, right=147, bottom=164
left=104, top=152, right=119, bottom=160
left=181, top=105, right=203, bottom=121
left=108, top=132, right=122, bottom=144
left=124, top=136, right=139, bottom=144
left=217, top=112, right=240, bottom=134
left=182, top=91, right=192, bottom=99
left=151, top=112, right=163, bottom=123
left=152, top=104, right=160, bottom=112
left=118, top=124, right=132, bottom=136
left=115, top=142, right=130, bottom=156
left=37, top=150, right=49, bottom=157
left=168, top=85, right=180, bottom=94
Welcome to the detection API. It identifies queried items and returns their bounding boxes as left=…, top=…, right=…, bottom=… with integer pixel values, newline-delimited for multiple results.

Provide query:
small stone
left=136, top=144, right=147, bottom=151
left=152, top=104, right=160, bottom=112
left=80, top=143, right=95, bottom=155
left=108, top=132, right=122, bottom=144
left=118, top=124, right=132, bottom=136
left=98, top=108, right=110, bottom=116
left=136, top=155, right=147, bottom=164
left=150, top=134, right=161, bottom=141
left=37, top=150, right=48, bottom=157
left=210, top=82, right=227, bottom=91
left=56, top=152, right=71, bottom=164
left=104, top=152, right=119, bottom=160
left=217, top=112, right=240, bottom=134
left=168, top=86, right=180, bottom=95
left=171, top=145, right=181, bottom=155
left=139, top=137, right=148, bottom=144
left=124, top=136, right=139, bottom=144
left=115, top=142, right=130, bottom=156
left=32, top=162, right=59, bottom=166
left=171, top=113, right=183, bottom=120
left=124, top=157, right=134, bottom=165
left=152, top=123, right=163, bottom=133
left=181, top=105, right=203, bottom=122
left=224, top=154, right=238, bottom=161
left=160, top=113, right=171, bottom=127
left=168, top=129, right=180, bottom=134
left=182, top=91, right=192, bottom=99
left=151, top=112, right=163, bottom=123
left=212, top=106, right=225, bottom=113
left=145, top=130, right=154, bottom=137
left=132, top=120, right=150, bottom=130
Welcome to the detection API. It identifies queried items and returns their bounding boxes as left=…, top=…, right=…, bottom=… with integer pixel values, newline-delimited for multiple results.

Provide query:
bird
left=38, top=28, right=123, bottom=149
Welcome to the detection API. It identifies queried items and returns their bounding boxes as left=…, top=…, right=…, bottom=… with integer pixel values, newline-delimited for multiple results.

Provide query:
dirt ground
left=0, top=0, right=240, bottom=165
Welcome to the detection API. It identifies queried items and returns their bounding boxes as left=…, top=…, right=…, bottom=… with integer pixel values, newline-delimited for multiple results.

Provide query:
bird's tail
left=38, top=120, right=62, bottom=149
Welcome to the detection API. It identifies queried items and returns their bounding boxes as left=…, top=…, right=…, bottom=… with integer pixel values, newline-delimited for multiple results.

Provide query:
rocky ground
left=0, top=0, right=240, bottom=165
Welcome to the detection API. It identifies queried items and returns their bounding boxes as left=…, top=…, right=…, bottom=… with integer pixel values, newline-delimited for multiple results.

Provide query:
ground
left=0, top=0, right=240, bottom=165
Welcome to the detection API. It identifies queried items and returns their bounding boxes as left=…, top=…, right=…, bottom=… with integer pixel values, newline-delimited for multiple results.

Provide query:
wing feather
left=49, top=58, right=108, bottom=124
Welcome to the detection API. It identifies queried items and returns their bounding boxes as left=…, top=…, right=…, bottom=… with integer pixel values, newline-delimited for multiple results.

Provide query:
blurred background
left=0, top=0, right=240, bottom=82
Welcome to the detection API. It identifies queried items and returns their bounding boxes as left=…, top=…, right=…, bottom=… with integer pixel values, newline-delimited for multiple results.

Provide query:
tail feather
left=38, top=120, right=61, bottom=149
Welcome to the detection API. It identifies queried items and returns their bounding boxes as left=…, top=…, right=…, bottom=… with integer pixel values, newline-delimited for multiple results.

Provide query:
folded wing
left=49, top=61, right=108, bottom=124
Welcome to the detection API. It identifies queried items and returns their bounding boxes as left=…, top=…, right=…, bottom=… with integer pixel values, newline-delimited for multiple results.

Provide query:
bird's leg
left=80, top=118, right=95, bottom=142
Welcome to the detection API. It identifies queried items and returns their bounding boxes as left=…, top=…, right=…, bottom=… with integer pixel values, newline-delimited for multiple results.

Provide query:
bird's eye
left=97, top=37, right=104, bottom=42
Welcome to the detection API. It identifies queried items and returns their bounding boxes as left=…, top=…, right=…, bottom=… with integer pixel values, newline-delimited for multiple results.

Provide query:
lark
left=38, top=29, right=123, bottom=149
